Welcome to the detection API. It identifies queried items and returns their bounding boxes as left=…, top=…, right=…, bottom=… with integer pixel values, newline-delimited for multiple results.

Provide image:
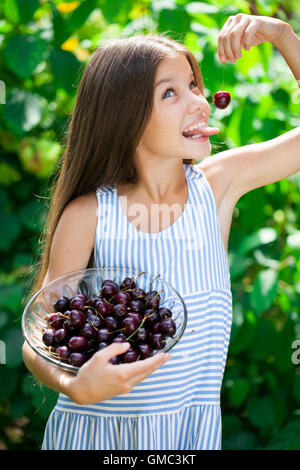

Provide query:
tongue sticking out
left=183, top=125, right=220, bottom=138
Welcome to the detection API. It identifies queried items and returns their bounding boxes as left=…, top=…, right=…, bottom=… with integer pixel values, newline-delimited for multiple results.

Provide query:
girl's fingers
left=218, top=16, right=233, bottom=61
left=126, top=353, right=171, bottom=389
left=115, top=352, right=170, bottom=380
left=228, top=19, right=251, bottom=60
left=220, top=17, right=250, bottom=62
left=242, top=22, right=260, bottom=50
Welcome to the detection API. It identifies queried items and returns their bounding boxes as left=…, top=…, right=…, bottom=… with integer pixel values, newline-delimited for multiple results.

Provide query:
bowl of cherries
left=22, top=266, right=187, bottom=374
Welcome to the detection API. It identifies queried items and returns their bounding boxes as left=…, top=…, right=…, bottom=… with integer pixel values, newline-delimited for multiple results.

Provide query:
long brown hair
left=28, top=33, right=205, bottom=297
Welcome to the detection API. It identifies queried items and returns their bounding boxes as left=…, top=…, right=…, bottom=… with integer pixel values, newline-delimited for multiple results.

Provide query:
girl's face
left=137, top=54, right=211, bottom=162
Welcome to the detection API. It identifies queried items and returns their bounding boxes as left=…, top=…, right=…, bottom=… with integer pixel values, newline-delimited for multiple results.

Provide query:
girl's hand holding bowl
left=218, top=13, right=290, bottom=63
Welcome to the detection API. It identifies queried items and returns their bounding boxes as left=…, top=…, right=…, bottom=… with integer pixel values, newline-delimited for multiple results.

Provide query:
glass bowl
left=22, top=266, right=187, bottom=375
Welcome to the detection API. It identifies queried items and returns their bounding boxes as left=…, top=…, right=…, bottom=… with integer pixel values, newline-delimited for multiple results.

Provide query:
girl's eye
left=162, top=88, right=175, bottom=99
left=162, top=80, right=198, bottom=99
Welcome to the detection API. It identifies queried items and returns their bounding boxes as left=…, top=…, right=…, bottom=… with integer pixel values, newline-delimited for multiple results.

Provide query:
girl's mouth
left=183, top=134, right=209, bottom=141
left=182, top=124, right=220, bottom=141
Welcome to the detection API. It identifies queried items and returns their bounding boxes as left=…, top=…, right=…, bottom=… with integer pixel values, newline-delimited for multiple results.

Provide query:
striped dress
left=42, top=163, right=232, bottom=450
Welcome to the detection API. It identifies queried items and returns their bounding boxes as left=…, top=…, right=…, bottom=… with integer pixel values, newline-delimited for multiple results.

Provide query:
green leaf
left=228, top=251, right=250, bottom=280
left=248, top=318, right=276, bottom=361
left=2, top=326, right=24, bottom=367
left=0, top=367, right=18, bottom=400
left=10, top=395, right=31, bottom=420
left=229, top=310, right=257, bottom=355
left=67, top=0, right=97, bottom=31
left=51, top=2, right=70, bottom=48
left=49, top=49, right=82, bottom=93
left=1, top=0, right=20, bottom=22
left=158, top=8, right=191, bottom=35
left=3, top=34, right=47, bottom=79
left=2, top=88, right=43, bottom=136
left=0, top=211, right=21, bottom=251
left=238, top=227, right=277, bottom=255
left=293, top=375, right=300, bottom=406
left=246, top=396, right=277, bottom=430
left=0, top=161, right=22, bottom=186
left=98, top=0, right=134, bottom=25
left=273, top=319, right=295, bottom=373
left=29, top=381, right=58, bottom=420
left=229, top=377, right=251, bottom=408
left=18, top=199, right=46, bottom=232
left=0, top=187, right=9, bottom=210
left=287, top=231, right=300, bottom=251
left=185, top=2, right=218, bottom=14
left=250, top=269, right=278, bottom=315
left=0, top=283, right=25, bottom=314
left=265, top=418, right=300, bottom=450
left=16, top=0, right=39, bottom=24
left=222, top=431, right=259, bottom=450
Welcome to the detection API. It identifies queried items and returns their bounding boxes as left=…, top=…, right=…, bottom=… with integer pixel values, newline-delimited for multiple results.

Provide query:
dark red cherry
left=145, top=291, right=160, bottom=309
left=112, top=334, right=126, bottom=343
left=136, top=343, right=153, bottom=358
left=114, top=291, right=131, bottom=305
left=98, top=341, right=109, bottom=350
left=123, top=350, right=138, bottom=363
left=109, top=356, right=120, bottom=365
left=130, top=287, right=146, bottom=300
left=53, top=296, right=70, bottom=313
left=120, top=277, right=136, bottom=290
left=69, top=352, right=87, bottom=367
left=134, top=327, right=148, bottom=342
left=149, top=333, right=166, bottom=350
left=42, top=328, right=56, bottom=346
left=69, top=335, right=88, bottom=352
left=121, top=317, right=139, bottom=335
left=57, top=345, right=70, bottom=360
left=70, top=296, right=86, bottom=311
left=126, top=312, right=142, bottom=324
left=98, top=328, right=112, bottom=343
left=159, top=318, right=176, bottom=337
left=80, top=322, right=98, bottom=339
left=54, top=328, right=69, bottom=345
left=158, top=307, right=172, bottom=320
left=113, top=304, right=127, bottom=320
left=86, top=312, right=103, bottom=329
left=104, top=316, right=119, bottom=331
left=45, top=313, right=65, bottom=330
left=96, top=299, right=114, bottom=317
left=213, top=90, right=231, bottom=109
left=70, top=310, right=86, bottom=328
left=144, top=308, right=159, bottom=326
left=101, top=283, right=119, bottom=301
left=129, top=300, right=144, bottom=313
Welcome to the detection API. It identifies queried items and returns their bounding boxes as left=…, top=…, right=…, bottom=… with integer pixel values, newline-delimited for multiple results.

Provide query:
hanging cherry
left=213, top=63, right=231, bottom=109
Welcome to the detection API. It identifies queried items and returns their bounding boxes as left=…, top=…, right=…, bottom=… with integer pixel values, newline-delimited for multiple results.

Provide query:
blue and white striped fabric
left=42, top=164, right=232, bottom=450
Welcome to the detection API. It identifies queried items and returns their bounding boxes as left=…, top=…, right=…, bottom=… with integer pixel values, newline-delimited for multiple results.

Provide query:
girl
left=22, top=13, right=300, bottom=450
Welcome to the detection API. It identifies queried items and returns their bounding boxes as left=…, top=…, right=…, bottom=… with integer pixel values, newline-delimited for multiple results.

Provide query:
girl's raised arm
left=205, top=14, right=300, bottom=203
left=218, top=13, right=300, bottom=82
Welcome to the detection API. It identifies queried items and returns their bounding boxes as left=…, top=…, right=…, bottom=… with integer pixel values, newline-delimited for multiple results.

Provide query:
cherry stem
left=222, top=63, right=225, bottom=91
left=125, top=315, right=148, bottom=341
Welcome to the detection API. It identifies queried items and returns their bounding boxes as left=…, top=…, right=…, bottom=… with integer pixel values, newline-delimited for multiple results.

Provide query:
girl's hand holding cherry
left=213, top=14, right=291, bottom=110
left=217, top=13, right=289, bottom=63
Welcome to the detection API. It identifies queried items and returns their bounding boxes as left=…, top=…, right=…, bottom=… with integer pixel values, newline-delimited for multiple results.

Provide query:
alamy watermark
left=291, top=340, right=300, bottom=365
left=0, top=340, right=6, bottom=365
left=291, top=80, right=300, bottom=104
left=97, top=199, right=203, bottom=251
left=0, top=80, right=5, bottom=104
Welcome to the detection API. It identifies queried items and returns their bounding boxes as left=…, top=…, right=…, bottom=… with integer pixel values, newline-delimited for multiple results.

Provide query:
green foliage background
left=0, top=0, right=300, bottom=450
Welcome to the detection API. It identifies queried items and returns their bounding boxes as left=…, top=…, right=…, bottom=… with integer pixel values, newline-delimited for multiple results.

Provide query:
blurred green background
left=0, top=0, right=300, bottom=450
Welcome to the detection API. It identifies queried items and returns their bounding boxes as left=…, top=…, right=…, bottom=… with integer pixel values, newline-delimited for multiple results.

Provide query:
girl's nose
left=187, top=92, right=209, bottom=115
